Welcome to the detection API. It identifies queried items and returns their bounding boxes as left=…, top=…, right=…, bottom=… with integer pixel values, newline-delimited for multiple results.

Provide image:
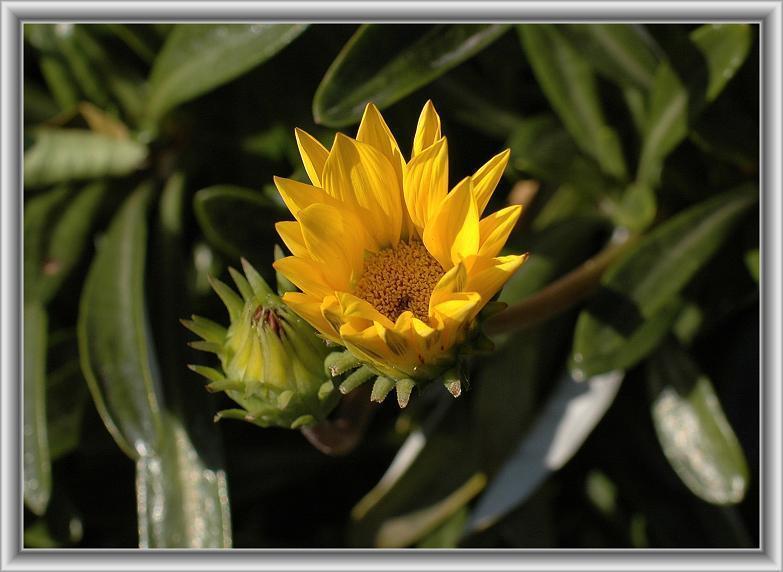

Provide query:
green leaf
left=313, top=24, right=510, bottom=127
left=506, top=115, right=616, bottom=198
left=637, top=24, right=752, bottom=186
left=559, top=24, right=661, bottom=91
left=136, top=414, right=232, bottom=548
left=518, top=25, right=627, bottom=180
left=571, top=188, right=756, bottom=378
left=24, top=302, right=52, bottom=515
left=744, top=249, right=759, bottom=283
left=39, top=182, right=107, bottom=302
left=24, top=187, right=70, bottom=301
left=146, top=24, right=308, bottom=122
left=467, top=369, right=624, bottom=534
left=193, top=185, right=281, bottom=265
left=46, top=360, right=87, bottom=461
left=647, top=341, right=749, bottom=504
left=78, top=184, right=163, bottom=459
left=24, top=129, right=147, bottom=188
left=607, top=182, right=657, bottom=232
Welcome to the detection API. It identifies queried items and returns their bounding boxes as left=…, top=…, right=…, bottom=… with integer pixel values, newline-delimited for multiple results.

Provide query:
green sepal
left=395, top=378, right=415, bottom=409
left=325, top=351, right=361, bottom=377
left=339, top=365, right=376, bottom=394
left=208, top=275, right=244, bottom=322
left=228, top=266, right=254, bottom=301
left=371, top=376, right=396, bottom=403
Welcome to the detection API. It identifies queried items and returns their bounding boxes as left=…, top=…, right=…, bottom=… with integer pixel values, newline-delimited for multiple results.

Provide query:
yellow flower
left=273, top=101, right=528, bottom=395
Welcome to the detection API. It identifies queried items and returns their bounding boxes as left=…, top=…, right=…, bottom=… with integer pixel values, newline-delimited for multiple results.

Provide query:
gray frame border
left=1, top=1, right=780, bottom=571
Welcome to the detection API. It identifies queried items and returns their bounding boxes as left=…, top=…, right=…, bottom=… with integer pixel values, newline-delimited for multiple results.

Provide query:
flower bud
left=183, top=259, right=338, bottom=429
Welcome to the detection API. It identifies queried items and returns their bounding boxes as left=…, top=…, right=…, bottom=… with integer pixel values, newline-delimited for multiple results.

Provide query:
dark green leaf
left=607, top=182, right=657, bottom=232
left=637, top=24, right=752, bottom=186
left=571, top=188, right=756, bottom=377
left=24, top=302, right=52, bottom=515
left=518, top=25, right=627, bottom=180
left=24, top=129, right=147, bottom=188
left=559, top=24, right=661, bottom=91
left=647, top=341, right=749, bottom=504
left=24, top=187, right=70, bottom=301
left=146, top=24, right=308, bottom=122
left=46, top=360, right=87, bottom=460
left=78, top=184, right=163, bottom=459
left=313, top=24, right=510, bottom=127
left=506, top=115, right=616, bottom=198
left=136, top=414, right=232, bottom=548
left=467, top=369, right=624, bottom=534
left=193, top=185, right=282, bottom=264
left=39, top=182, right=107, bottom=302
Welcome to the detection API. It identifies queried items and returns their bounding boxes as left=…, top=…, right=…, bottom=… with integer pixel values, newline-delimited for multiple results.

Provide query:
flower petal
left=336, top=291, right=394, bottom=330
left=412, top=100, right=441, bottom=158
left=273, top=256, right=335, bottom=298
left=429, top=261, right=467, bottom=314
left=273, top=176, right=336, bottom=218
left=478, top=204, right=522, bottom=258
left=282, top=292, right=340, bottom=342
left=430, top=291, right=482, bottom=348
left=298, top=203, right=364, bottom=285
left=422, top=177, right=480, bottom=269
left=472, top=148, right=510, bottom=215
left=295, top=128, right=329, bottom=187
left=322, top=133, right=402, bottom=247
left=403, top=137, right=448, bottom=235
left=275, top=221, right=308, bottom=257
left=465, top=254, right=529, bottom=304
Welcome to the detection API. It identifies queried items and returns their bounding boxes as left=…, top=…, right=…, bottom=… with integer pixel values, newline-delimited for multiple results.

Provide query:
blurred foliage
left=23, top=23, right=758, bottom=548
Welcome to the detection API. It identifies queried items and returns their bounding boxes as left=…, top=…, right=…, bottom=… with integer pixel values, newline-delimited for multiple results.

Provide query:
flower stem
left=485, top=230, right=638, bottom=335
left=300, top=385, right=374, bottom=456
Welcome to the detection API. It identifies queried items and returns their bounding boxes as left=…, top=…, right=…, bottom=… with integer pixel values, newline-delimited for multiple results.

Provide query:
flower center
left=354, top=241, right=444, bottom=322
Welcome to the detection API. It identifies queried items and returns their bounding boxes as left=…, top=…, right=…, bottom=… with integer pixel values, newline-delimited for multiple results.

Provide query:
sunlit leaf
left=313, top=24, right=510, bottom=127
left=647, top=340, right=749, bottom=505
left=24, top=128, right=147, bottom=188
left=518, top=25, right=627, bottom=180
left=571, top=187, right=756, bottom=378
left=146, top=24, right=308, bottom=122
left=136, top=414, right=232, bottom=548
left=467, top=369, right=624, bottom=533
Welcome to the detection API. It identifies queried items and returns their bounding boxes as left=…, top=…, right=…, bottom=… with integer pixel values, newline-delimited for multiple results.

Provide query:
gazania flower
left=273, top=101, right=527, bottom=405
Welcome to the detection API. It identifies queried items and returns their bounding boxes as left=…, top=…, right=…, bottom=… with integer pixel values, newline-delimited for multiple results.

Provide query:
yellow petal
left=295, top=128, right=329, bottom=187
left=273, top=176, right=337, bottom=219
left=429, top=261, right=467, bottom=312
left=422, top=177, right=479, bottom=269
left=478, top=204, right=522, bottom=258
left=465, top=254, right=528, bottom=304
left=320, top=295, right=345, bottom=339
left=430, top=291, right=482, bottom=348
left=273, top=256, right=336, bottom=298
left=403, top=137, right=448, bottom=235
left=472, top=149, right=510, bottom=215
left=282, top=292, right=340, bottom=342
left=412, top=100, right=441, bottom=158
left=340, top=322, right=403, bottom=379
left=336, top=291, right=394, bottom=330
left=298, top=203, right=364, bottom=285
left=275, top=221, right=308, bottom=257
left=357, top=103, right=405, bottom=185
left=322, top=133, right=402, bottom=247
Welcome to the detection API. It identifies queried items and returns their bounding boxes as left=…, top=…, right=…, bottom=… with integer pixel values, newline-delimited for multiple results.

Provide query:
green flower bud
left=183, top=259, right=338, bottom=429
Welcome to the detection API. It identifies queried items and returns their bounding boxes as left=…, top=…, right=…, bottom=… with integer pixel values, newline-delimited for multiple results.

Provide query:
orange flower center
left=354, top=241, right=444, bottom=322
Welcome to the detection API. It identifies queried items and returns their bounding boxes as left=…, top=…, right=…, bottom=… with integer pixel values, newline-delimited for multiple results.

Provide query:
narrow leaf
left=571, top=188, right=756, bottom=378
left=78, top=184, right=163, bottom=459
left=146, top=24, right=308, bottom=122
left=647, top=341, right=749, bottom=504
left=637, top=24, right=752, bottom=186
left=136, top=415, right=232, bottom=548
left=24, top=302, right=52, bottom=515
left=314, top=24, right=509, bottom=127
left=24, top=128, right=147, bottom=188
left=467, top=369, right=624, bottom=533
left=518, top=25, right=627, bottom=180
